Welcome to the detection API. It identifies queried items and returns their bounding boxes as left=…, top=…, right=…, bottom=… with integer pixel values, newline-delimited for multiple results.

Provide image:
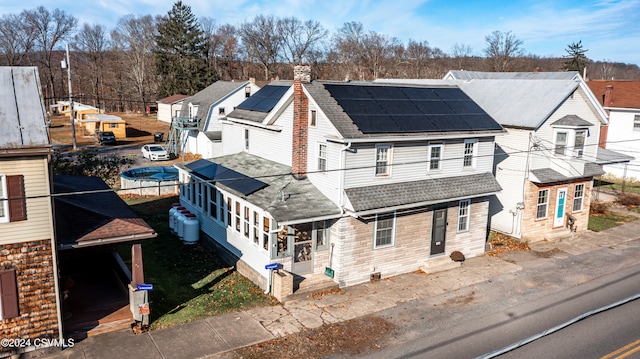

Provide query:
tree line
left=1, top=1, right=638, bottom=113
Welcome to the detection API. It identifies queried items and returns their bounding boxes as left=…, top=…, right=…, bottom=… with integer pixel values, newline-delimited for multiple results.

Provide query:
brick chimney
left=599, top=85, right=614, bottom=149
left=292, top=65, right=311, bottom=179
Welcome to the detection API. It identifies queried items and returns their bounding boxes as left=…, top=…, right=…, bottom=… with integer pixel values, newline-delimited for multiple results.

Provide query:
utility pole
left=63, top=43, right=77, bottom=150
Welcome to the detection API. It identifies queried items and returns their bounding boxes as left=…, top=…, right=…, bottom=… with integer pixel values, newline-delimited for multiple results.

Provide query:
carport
left=53, top=175, right=157, bottom=338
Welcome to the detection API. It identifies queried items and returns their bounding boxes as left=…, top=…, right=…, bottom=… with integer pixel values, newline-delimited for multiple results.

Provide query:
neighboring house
left=435, top=71, right=629, bottom=241
left=157, top=94, right=188, bottom=123
left=0, top=67, right=62, bottom=346
left=587, top=80, right=640, bottom=180
left=175, top=65, right=504, bottom=290
left=52, top=101, right=103, bottom=121
left=81, top=113, right=127, bottom=139
left=178, top=81, right=260, bottom=158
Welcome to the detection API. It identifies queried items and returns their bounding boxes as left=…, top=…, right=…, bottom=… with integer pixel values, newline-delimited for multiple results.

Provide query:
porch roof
left=176, top=152, right=342, bottom=224
left=529, top=162, right=605, bottom=184
left=344, top=172, right=501, bottom=213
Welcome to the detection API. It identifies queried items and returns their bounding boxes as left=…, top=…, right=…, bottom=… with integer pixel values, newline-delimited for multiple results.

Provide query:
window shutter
left=0, top=270, right=19, bottom=319
left=7, top=175, right=26, bottom=222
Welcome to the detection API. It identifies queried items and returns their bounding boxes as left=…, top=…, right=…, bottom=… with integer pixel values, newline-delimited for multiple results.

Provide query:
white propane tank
left=169, top=203, right=181, bottom=231
left=172, top=207, right=186, bottom=234
left=183, top=214, right=199, bottom=244
left=177, top=210, right=190, bottom=239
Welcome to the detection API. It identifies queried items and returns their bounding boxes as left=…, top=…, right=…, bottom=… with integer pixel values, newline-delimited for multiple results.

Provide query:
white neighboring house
left=175, top=66, right=505, bottom=291
left=178, top=81, right=260, bottom=159
left=157, top=94, right=188, bottom=123
left=587, top=80, right=640, bottom=180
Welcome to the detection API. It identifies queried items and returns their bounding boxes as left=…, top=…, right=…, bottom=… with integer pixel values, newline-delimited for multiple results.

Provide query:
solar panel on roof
left=237, top=85, right=289, bottom=113
left=186, top=160, right=268, bottom=196
left=224, top=177, right=268, bottom=196
left=324, top=84, right=502, bottom=134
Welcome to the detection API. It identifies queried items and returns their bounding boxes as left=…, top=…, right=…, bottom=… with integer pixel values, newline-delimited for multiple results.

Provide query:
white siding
left=491, top=128, right=530, bottom=237
left=306, top=103, right=343, bottom=205
left=603, top=109, right=640, bottom=179
left=221, top=122, right=245, bottom=155
left=343, top=137, right=495, bottom=189
left=0, top=157, right=54, bottom=245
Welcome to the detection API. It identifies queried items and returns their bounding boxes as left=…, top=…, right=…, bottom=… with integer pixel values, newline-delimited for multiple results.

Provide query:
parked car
left=141, top=144, right=169, bottom=161
left=97, top=131, right=116, bottom=145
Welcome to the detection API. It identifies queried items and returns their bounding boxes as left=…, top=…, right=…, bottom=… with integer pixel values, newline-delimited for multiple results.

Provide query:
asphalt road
left=353, top=240, right=640, bottom=359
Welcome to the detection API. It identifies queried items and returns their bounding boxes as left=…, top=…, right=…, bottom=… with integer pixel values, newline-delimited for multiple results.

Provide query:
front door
left=554, top=188, right=567, bottom=227
left=292, top=223, right=313, bottom=274
left=431, top=208, right=447, bottom=256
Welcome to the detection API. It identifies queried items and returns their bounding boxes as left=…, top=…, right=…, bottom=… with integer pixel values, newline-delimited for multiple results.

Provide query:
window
left=218, top=194, right=225, bottom=223
left=227, top=198, right=232, bottom=227
left=109, top=123, right=117, bottom=128
left=574, top=130, right=586, bottom=157
left=235, top=202, right=241, bottom=232
left=219, top=107, right=225, bottom=115
left=318, top=143, right=327, bottom=172
left=458, top=199, right=471, bottom=232
left=536, top=189, right=549, bottom=219
left=634, top=115, right=640, bottom=131
left=263, top=217, right=270, bottom=250
left=253, top=212, right=260, bottom=245
left=310, top=110, right=317, bottom=127
left=245, top=86, right=252, bottom=98
left=196, top=181, right=203, bottom=208
left=209, top=187, right=218, bottom=219
left=0, top=175, right=26, bottom=223
left=244, top=129, right=249, bottom=150
left=0, top=269, right=19, bottom=319
left=374, top=212, right=395, bottom=248
left=555, top=132, right=568, bottom=155
left=190, top=180, right=196, bottom=204
left=375, top=145, right=391, bottom=176
left=573, top=184, right=585, bottom=212
left=429, top=144, right=443, bottom=171
left=244, top=206, right=250, bottom=238
left=315, top=221, right=329, bottom=250
left=463, top=140, right=476, bottom=168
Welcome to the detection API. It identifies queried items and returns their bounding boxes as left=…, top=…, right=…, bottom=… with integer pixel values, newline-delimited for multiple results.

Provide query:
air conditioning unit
left=574, top=150, right=583, bottom=158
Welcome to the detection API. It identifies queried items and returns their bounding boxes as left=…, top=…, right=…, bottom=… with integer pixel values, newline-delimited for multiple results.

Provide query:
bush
left=52, top=149, right=135, bottom=186
left=450, top=251, right=465, bottom=262
left=616, top=192, right=640, bottom=207
left=590, top=200, right=608, bottom=214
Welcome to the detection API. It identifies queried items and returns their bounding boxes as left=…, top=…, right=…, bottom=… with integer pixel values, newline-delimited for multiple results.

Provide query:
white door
left=554, top=188, right=567, bottom=227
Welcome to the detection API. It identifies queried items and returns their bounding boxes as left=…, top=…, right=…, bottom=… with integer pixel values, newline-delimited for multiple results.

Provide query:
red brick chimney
left=597, top=85, right=614, bottom=149
left=292, top=65, right=311, bottom=179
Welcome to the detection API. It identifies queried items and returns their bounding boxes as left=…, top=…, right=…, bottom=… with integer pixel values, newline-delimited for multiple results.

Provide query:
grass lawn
left=120, top=195, right=276, bottom=330
left=594, top=178, right=640, bottom=195
left=588, top=212, right=638, bottom=232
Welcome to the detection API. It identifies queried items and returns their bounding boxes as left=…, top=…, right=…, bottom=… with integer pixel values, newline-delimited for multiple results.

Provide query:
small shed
left=82, top=114, right=127, bottom=139
left=157, top=94, right=188, bottom=123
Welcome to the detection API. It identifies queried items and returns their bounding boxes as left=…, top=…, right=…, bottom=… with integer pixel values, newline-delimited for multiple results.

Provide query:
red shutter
left=7, top=175, right=26, bottom=222
left=0, top=270, right=19, bottom=319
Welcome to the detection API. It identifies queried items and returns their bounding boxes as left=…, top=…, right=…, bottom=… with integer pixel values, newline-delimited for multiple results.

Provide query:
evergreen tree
left=155, top=1, right=214, bottom=98
left=562, top=41, right=589, bottom=74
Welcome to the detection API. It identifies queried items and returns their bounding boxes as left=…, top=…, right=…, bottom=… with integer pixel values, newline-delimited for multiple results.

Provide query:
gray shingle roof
left=176, top=152, right=342, bottom=224
left=596, top=147, right=634, bottom=165
left=344, top=172, right=501, bottom=213
left=0, top=67, right=50, bottom=149
left=530, top=163, right=605, bottom=184
left=551, top=115, right=593, bottom=127
left=179, top=81, right=250, bottom=131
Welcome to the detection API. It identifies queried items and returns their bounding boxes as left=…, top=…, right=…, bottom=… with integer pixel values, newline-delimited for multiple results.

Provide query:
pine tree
left=155, top=1, right=215, bottom=97
left=562, top=41, right=589, bottom=74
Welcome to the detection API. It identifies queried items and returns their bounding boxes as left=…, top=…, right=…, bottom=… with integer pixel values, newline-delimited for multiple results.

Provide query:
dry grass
left=486, top=232, right=531, bottom=257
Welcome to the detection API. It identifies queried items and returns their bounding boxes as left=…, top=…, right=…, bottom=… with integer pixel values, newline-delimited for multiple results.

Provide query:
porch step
left=66, top=318, right=133, bottom=340
left=285, top=274, right=339, bottom=302
left=420, top=255, right=461, bottom=274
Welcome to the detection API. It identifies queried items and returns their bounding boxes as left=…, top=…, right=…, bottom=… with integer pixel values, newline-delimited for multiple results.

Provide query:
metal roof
left=0, top=67, right=50, bottom=149
left=344, top=172, right=501, bottom=213
left=596, top=147, right=635, bottom=165
left=444, top=70, right=580, bottom=81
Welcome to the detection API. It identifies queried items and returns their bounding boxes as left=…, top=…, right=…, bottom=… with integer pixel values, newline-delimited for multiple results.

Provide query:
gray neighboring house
left=175, top=66, right=505, bottom=292
left=180, top=80, right=260, bottom=158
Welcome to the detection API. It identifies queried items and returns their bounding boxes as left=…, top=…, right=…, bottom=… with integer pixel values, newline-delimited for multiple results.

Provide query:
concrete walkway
left=19, top=212, right=640, bottom=359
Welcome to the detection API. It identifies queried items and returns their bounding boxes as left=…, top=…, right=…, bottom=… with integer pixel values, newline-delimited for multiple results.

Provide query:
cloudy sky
left=2, top=0, right=639, bottom=67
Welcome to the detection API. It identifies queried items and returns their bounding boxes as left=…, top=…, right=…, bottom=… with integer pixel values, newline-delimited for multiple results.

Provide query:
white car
left=141, top=144, right=169, bottom=161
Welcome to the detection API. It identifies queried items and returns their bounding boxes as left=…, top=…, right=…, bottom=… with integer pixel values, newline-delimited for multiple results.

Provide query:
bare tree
left=239, top=15, right=282, bottom=80
left=403, top=39, right=433, bottom=78
left=74, top=23, right=109, bottom=108
left=451, top=43, right=473, bottom=70
left=0, top=13, right=36, bottom=66
left=22, top=6, right=77, bottom=105
left=278, top=17, right=327, bottom=65
left=111, top=14, right=157, bottom=112
left=333, top=21, right=366, bottom=80
left=360, top=31, right=401, bottom=79
left=483, top=30, right=524, bottom=72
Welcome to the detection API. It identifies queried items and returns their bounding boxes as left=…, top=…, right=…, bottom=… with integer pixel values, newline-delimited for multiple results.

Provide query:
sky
left=1, top=0, right=639, bottom=68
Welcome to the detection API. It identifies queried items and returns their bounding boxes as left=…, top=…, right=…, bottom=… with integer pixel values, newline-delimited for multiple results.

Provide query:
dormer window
left=551, top=115, right=593, bottom=158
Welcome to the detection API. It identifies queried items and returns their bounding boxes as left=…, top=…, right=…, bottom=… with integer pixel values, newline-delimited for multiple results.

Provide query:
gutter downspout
left=339, top=142, right=351, bottom=214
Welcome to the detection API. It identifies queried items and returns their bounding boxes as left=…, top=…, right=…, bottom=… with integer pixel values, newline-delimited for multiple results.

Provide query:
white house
left=157, top=94, right=188, bottom=123
left=587, top=80, right=640, bottom=180
left=175, top=66, right=505, bottom=291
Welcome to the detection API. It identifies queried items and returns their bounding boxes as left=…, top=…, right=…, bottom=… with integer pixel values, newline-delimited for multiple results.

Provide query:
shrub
left=616, top=192, right=640, bottom=207
left=590, top=200, right=608, bottom=214
left=450, top=251, right=465, bottom=262
left=51, top=149, right=135, bottom=186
